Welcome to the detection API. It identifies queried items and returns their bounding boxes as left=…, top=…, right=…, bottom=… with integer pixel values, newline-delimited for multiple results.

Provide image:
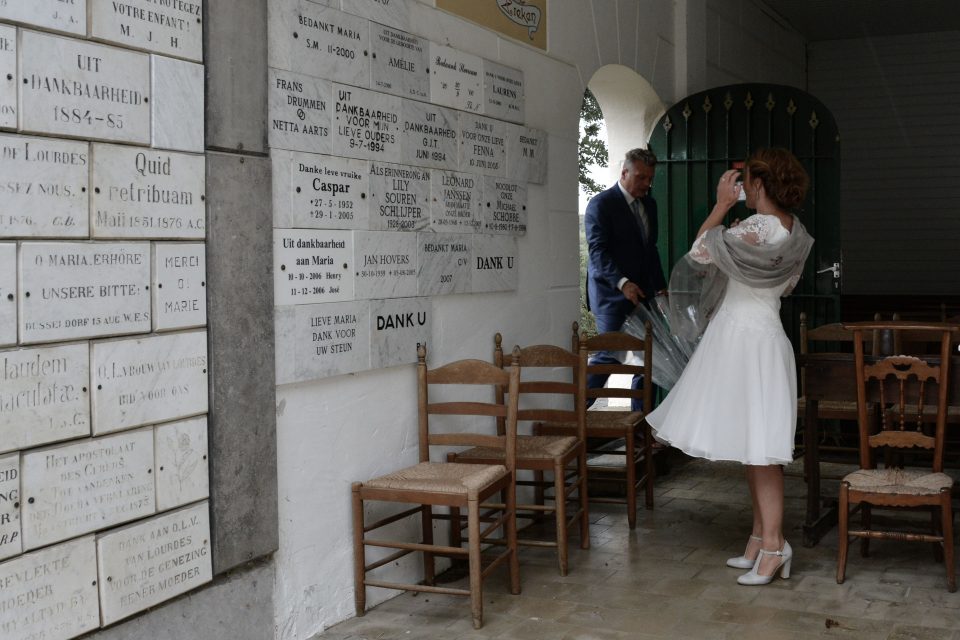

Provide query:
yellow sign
left=436, top=0, right=547, bottom=50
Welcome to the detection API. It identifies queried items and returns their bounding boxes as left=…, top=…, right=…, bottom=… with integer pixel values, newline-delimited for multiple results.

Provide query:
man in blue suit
left=584, top=148, right=667, bottom=410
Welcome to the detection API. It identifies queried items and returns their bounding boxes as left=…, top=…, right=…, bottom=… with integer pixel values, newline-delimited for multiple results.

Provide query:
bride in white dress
left=645, top=148, right=814, bottom=586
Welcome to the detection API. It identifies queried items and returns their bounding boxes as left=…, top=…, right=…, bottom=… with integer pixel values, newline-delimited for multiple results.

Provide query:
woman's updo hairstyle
left=745, top=147, right=809, bottom=211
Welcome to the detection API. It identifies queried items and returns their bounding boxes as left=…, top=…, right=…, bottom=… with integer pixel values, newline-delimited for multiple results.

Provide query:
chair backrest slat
left=427, top=401, right=506, bottom=417
left=428, top=433, right=506, bottom=449
left=579, top=329, right=652, bottom=411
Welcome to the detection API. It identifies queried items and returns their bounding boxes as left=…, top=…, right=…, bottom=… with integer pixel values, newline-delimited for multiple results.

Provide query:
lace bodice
left=690, top=214, right=791, bottom=262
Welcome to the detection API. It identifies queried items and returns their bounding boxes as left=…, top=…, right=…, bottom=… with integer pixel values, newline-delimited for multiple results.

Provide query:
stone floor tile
left=887, top=625, right=958, bottom=640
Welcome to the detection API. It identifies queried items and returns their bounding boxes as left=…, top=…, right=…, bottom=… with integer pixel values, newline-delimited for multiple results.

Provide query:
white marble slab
left=368, top=162, right=430, bottom=231
left=429, top=43, right=483, bottom=113
left=370, top=24, right=428, bottom=100
left=268, top=68, right=333, bottom=154
left=0, top=343, right=91, bottom=454
left=506, top=124, right=547, bottom=184
left=417, top=233, right=472, bottom=296
left=481, top=176, right=527, bottom=235
left=0, top=243, right=14, bottom=346
left=331, top=84, right=402, bottom=162
left=459, top=113, right=506, bottom=177
left=370, top=297, right=430, bottom=369
left=90, top=0, right=204, bottom=61
left=20, top=31, right=151, bottom=144
left=0, top=25, right=16, bottom=129
left=430, top=170, right=481, bottom=233
left=275, top=300, right=371, bottom=383
left=342, top=0, right=412, bottom=31
left=0, top=452, right=20, bottom=561
left=483, top=60, right=524, bottom=123
left=91, top=330, right=208, bottom=435
left=353, top=231, right=417, bottom=299
left=269, top=0, right=369, bottom=86
left=151, top=56, right=204, bottom=152
left=0, top=134, right=90, bottom=238
left=19, top=242, right=151, bottom=344
left=274, top=229, right=354, bottom=305
left=154, top=416, right=208, bottom=511
left=91, top=144, right=205, bottom=239
left=401, top=99, right=458, bottom=170
left=96, top=501, right=212, bottom=625
left=21, top=428, right=155, bottom=549
left=152, top=243, right=206, bottom=331
left=0, top=1, right=86, bottom=35
left=0, top=536, right=99, bottom=640
left=472, top=234, right=518, bottom=293
left=272, top=150, right=369, bottom=230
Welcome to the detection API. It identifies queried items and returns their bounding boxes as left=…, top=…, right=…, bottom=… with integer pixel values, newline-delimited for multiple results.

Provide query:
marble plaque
left=506, top=124, right=547, bottom=184
left=19, top=242, right=151, bottom=344
left=0, top=536, right=99, bottom=640
left=91, top=330, right=208, bottom=435
left=483, top=60, right=524, bottom=123
left=151, top=56, right=204, bottom=152
left=274, top=229, right=354, bottom=305
left=472, top=234, right=518, bottom=293
left=152, top=243, right=206, bottom=331
left=96, top=501, right=212, bottom=625
left=0, top=25, right=15, bottom=129
left=268, top=68, right=333, bottom=154
left=272, top=150, right=369, bottom=230
left=459, top=113, right=506, bottom=177
left=353, top=231, right=417, bottom=299
left=0, top=243, right=14, bottom=345
left=430, top=170, right=481, bottom=233
left=482, top=176, right=527, bottom=235
left=21, top=429, right=155, bottom=549
left=342, top=0, right=412, bottom=31
left=429, top=43, right=483, bottom=113
left=0, top=1, right=86, bottom=35
left=91, top=144, right=205, bottom=239
left=20, top=31, right=150, bottom=144
left=154, top=416, right=208, bottom=511
left=0, top=134, right=90, bottom=238
left=370, top=297, right=430, bottom=369
left=369, top=162, right=430, bottom=231
left=90, top=0, right=204, bottom=61
left=269, top=0, right=370, bottom=86
left=417, top=233, right=472, bottom=295
left=0, top=343, right=91, bottom=454
left=0, top=453, right=20, bottom=560
left=275, top=300, right=370, bottom=383
left=401, top=100, right=458, bottom=170
left=332, top=84, right=402, bottom=162
left=370, top=24, right=428, bottom=100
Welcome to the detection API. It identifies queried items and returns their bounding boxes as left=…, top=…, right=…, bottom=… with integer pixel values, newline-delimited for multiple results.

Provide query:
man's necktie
left=631, top=198, right=649, bottom=242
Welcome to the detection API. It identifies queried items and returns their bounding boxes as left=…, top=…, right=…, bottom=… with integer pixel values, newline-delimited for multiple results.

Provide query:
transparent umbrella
left=620, top=294, right=700, bottom=391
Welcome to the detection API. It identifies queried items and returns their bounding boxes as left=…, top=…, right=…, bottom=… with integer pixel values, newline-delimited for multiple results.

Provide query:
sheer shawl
left=667, top=215, right=814, bottom=342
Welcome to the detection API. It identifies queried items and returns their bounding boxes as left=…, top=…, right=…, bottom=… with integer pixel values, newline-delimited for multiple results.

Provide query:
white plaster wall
left=273, top=2, right=807, bottom=638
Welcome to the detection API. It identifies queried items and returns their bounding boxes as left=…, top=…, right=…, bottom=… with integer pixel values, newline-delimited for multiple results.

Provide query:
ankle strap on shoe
left=758, top=548, right=783, bottom=557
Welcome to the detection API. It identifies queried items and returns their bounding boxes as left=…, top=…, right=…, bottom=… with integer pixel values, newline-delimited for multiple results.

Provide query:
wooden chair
left=351, top=345, right=522, bottom=629
left=535, top=323, right=655, bottom=530
left=837, top=322, right=958, bottom=592
left=449, top=335, right=589, bottom=575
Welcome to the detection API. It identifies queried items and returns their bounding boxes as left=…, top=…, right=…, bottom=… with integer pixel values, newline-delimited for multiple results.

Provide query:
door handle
left=817, top=262, right=840, bottom=279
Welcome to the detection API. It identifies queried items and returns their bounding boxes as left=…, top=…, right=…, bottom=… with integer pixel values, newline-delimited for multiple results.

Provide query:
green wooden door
left=647, top=84, right=841, bottom=345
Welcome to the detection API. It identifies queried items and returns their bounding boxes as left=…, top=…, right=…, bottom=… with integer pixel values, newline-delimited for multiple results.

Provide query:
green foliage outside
left=578, top=88, right=607, bottom=337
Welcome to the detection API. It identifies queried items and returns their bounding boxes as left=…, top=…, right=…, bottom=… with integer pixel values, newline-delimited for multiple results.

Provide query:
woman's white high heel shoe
left=726, top=535, right=763, bottom=569
left=737, top=541, right=792, bottom=585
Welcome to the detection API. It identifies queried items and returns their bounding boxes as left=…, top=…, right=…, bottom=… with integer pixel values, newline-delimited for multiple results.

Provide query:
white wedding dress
left=646, top=214, right=800, bottom=466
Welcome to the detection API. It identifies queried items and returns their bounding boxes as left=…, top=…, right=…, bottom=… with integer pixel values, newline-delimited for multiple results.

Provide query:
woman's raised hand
left=716, top=169, right=741, bottom=209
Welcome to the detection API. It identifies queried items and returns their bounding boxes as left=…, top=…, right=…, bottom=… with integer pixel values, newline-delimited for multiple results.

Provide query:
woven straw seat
left=547, top=410, right=641, bottom=433
left=797, top=397, right=874, bottom=414
left=456, top=435, right=578, bottom=462
left=364, top=462, right=509, bottom=498
left=844, top=469, right=953, bottom=496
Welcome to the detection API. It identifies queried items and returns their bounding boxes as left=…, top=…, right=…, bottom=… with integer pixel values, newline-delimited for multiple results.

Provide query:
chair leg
left=643, top=421, right=655, bottom=510
left=533, top=470, right=545, bottom=514
left=554, top=460, right=568, bottom=576
left=505, top=480, right=521, bottom=596
left=625, top=431, right=637, bottom=530
left=860, top=504, right=871, bottom=558
left=837, top=483, right=849, bottom=585
left=351, top=483, right=366, bottom=617
left=467, top=498, right=483, bottom=630
left=578, top=448, right=591, bottom=550
left=932, top=506, right=945, bottom=563
left=942, top=491, right=956, bottom=593
left=421, top=505, right=435, bottom=585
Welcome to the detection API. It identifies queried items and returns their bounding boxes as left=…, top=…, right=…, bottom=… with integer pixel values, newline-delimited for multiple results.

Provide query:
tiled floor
left=319, top=456, right=960, bottom=639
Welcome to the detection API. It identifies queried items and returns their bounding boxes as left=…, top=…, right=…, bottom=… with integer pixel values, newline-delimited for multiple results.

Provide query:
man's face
left=621, top=161, right=656, bottom=199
